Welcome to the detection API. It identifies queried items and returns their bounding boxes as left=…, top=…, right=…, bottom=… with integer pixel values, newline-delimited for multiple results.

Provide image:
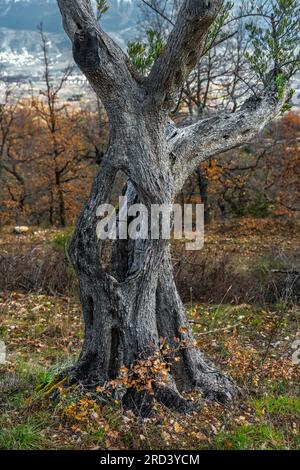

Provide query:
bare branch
left=171, top=74, right=289, bottom=188
left=56, top=0, right=137, bottom=104
left=145, top=0, right=223, bottom=105
left=57, top=0, right=96, bottom=39
left=141, top=0, right=175, bottom=26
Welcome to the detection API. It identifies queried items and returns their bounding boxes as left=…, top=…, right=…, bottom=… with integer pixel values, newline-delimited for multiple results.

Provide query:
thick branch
left=146, top=0, right=222, bottom=105
left=170, top=76, right=289, bottom=189
left=56, top=0, right=137, bottom=104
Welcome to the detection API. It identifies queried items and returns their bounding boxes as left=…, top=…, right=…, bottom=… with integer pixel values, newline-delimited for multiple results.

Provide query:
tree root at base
left=33, top=361, right=240, bottom=419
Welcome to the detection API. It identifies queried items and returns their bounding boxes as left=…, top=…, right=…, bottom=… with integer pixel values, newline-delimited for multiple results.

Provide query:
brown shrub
left=173, top=245, right=300, bottom=305
left=0, top=243, right=298, bottom=305
left=0, top=247, right=77, bottom=295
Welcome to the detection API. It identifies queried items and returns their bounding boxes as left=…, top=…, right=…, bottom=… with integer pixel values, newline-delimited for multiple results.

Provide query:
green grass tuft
left=51, top=230, right=73, bottom=254
left=253, top=396, right=300, bottom=416
left=0, top=422, right=45, bottom=450
left=215, top=424, right=285, bottom=450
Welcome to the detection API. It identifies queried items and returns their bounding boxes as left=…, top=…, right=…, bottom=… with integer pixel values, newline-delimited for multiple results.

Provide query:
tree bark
left=67, top=165, right=237, bottom=414
left=56, top=0, right=289, bottom=415
left=196, top=167, right=210, bottom=224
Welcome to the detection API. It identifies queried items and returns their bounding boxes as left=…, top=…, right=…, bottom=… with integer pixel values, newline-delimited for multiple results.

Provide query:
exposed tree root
left=195, top=371, right=240, bottom=405
left=122, top=388, right=154, bottom=418
left=35, top=375, right=67, bottom=398
left=41, top=362, right=238, bottom=418
left=33, top=363, right=239, bottom=420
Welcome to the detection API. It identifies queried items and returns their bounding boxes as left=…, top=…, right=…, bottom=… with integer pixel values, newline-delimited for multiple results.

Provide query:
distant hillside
left=0, top=0, right=299, bottom=106
left=0, top=0, right=138, bottom=35
left=0, top=0, right=139, bottom=82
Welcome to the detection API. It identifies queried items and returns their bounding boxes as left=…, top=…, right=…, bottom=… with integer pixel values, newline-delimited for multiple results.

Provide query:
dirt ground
left=0, top=218, right=299, bottom=450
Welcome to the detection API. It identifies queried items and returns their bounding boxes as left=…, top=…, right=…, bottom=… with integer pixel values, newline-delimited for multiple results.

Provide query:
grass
left=0, top=420, right=45, bottom=450
left=0, top=221, right=299, bottom=450
left=0, top=293, right=300, bottom=450
left=51, top=230, right=73, bottom=254
left=214, top=395, right=300, bottom=450
left=0, top=296, right=298, bottom=450
left=214, top=424, right=286, bottom=450
left=251, top=256, right=288, bottom=281
left=253, top=396, right=300, bottom=416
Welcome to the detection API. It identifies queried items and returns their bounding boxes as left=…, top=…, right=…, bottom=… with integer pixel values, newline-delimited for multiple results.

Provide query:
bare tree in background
left=0, top=88, right=26, bottom=228
left=33, top=26, right=74, bottom=227
left=136, top=1, right=265, bottom=223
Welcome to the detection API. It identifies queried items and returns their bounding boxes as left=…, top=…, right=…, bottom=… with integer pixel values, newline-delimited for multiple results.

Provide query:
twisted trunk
left=67, top=148, right=237, bottom=415
left=56, top=0, right=287, bottom=416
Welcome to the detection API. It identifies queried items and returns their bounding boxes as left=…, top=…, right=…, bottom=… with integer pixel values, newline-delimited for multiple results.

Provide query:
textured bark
left=56, top=0, right=289, bottom=414
left=195, top=167, right=210, bottom=224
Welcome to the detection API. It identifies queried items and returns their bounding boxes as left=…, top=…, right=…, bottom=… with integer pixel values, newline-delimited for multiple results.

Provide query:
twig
left=141, top=0, right=175, bottom=26
left=190, top=321, right=241, bottom=336
left=270, top=269, right=300, bottom=275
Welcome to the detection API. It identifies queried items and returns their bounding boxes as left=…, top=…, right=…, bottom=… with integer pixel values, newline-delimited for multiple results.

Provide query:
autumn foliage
left=0, top=95, right=107, bottom=227
left=180, top=111, right=300, bottom=221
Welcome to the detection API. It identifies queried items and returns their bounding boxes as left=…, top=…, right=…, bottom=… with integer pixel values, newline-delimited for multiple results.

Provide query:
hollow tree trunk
left=57, top=0, right=285, bottom=416
left=68, top=163, right=237, bottom=415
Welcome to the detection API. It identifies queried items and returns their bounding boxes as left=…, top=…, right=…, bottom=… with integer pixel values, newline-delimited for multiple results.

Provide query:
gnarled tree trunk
left=57, top=0, right=288, bottom=415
